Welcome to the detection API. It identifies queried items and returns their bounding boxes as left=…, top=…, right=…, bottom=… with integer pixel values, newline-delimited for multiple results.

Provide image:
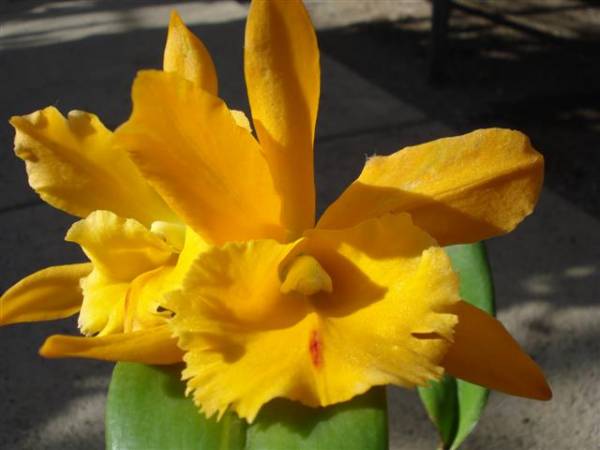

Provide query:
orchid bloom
left=0, top=13, right=215, bottom=364
left=1, top=0, right=550, bottom=424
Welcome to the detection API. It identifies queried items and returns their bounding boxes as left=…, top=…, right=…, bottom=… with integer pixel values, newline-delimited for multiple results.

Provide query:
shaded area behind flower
left=316, top=10, right=600, bottom=221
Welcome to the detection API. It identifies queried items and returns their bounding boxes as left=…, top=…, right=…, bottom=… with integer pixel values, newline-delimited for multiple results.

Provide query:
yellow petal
left=230, top=110, right=252, bottom=133
left=39, top=325, right=183, bottom=365
left=124, top=266, right=176, bottom=333
left=0, top=263, right=91, bottom=326
left=168, top=239, right=305, bottom=330
left=10, top=108, right=175, bottom=227
left=163, top=10, right=218, bottom=94
left=174, top=227, right=211, bottom=280
left=49, top=226, right=206, bottom=343
left=124, top=227, right=211, bottom=333
left=66, top=210, right=174, bottom=281
left=150, top=220, right=186, bottom=251
left=245, top=0, right=320, bottom=235
left=78, top=270, right=129, bottom=336
left=318, top=129, right=544, bottom=246
left=165, top=238, right=312, bottom=421
left=442, top=300, right=552, bottom=400
left=167, top=214, right=460, bottom=421
left=67, top=210, right=178, bottom=336
left=181, top=312, right=321, bottom=422
left=115, top=70, right=285, bottom=245
left=302, top=214, right=459, bottom=402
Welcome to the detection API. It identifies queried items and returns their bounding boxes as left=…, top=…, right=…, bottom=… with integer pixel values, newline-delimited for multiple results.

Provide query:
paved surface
left=1, top=1, right=599, bottom=449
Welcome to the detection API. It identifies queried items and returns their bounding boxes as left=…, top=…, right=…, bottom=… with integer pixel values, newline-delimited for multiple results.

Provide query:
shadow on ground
left=318, top=11, right=600, bottom=220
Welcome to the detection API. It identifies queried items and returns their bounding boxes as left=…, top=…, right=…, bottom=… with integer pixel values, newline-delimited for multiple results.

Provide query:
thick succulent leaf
left=452, top=378, right=490, bottom=448
left=418, top=375, right=459, bottom=446
left=418, top=242, right=495, bottom=450
left=246, top=387, right=388, bottom=450
left=105, top=362, right=246, bottom=450
left=106, top=363, right=387, bottom=450
left=444, top=243, right=495, bottom=315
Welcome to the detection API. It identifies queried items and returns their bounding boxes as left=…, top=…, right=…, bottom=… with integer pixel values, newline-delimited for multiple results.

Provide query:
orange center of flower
left=309, top=329, right=323, bottom=368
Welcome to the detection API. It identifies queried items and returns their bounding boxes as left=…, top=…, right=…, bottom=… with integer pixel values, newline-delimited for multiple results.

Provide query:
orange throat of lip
left=309, top=329, right=323, bottom=368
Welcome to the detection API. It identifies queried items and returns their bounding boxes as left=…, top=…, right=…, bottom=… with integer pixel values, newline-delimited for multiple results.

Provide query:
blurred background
left=1, top=1, right=599, bottom=448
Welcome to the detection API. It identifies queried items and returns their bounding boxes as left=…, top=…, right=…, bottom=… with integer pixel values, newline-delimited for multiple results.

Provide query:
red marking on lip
left=309, top=330, right=322, bottom=368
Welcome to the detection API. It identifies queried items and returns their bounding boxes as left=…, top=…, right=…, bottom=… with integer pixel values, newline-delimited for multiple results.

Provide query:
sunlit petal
left=163, top=10, right=218, bottom=94
left=168, top=214, right=459, bottom=421
left=115, top=70, right=285, bottom=244
left=302, top=215, right=459, bottom=402
left=319, top=129, right=544, bottom=246
left=166, top=238, right=310, bottom=421
left=150, top=221, right=186, bottom=251
left=66, top=210, right=174, bottom=282
left=124, top=266, right=176, bottom=333
left=77, top=270, right=129, bottom=336
left=123, top=227, right=211, bottom=334
left=245, top=0, right=320, bottom=235
left=230, top=110, right=253, bottom=133
left=11, top=107, right=175, bottom=226
left=0, top=263, right=91, bottom=325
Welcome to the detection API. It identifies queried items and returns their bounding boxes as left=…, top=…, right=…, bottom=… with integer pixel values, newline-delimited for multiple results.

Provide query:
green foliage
left=105, top=363, right=246, bottom=450
left=445, top=243, right=495, bottom=315
left=418, top=242, right=495, bottom=450
left=106, top=365, right=387, bottom=450
left=246, top=387, right=388, bottom=450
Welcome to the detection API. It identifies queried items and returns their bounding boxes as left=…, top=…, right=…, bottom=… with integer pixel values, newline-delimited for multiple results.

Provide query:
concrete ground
left=1, top=1, right=599, bottom=449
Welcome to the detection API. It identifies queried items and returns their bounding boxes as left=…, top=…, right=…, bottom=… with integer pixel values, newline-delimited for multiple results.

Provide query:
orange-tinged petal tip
left=443, top=300, right=552, bottom=401
left=164, top=9, right=218, bottom=94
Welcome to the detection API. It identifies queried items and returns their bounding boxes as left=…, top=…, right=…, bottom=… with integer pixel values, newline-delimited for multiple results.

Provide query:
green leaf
left=445, top=243, right=495, bottom=315
left=418, top=375, right=459, bottom=446
left=105, top=362, right=246, bottom=450
left=418, top=242, right=495, bottom=450
left=246, top=387, right=388, bottom=450
left=106, top=362, right=387, bottom=450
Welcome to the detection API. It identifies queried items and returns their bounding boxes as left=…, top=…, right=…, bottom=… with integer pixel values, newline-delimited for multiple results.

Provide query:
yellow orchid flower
left=123, top=1, right=545, bottom=421
left=1, top=0, right=551, bottom=425
left=0, top=12, right=220, bottom=364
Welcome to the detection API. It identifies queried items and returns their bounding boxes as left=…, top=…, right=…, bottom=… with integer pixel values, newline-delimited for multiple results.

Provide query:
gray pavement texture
left=1, top=1, right=599, bottom=449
